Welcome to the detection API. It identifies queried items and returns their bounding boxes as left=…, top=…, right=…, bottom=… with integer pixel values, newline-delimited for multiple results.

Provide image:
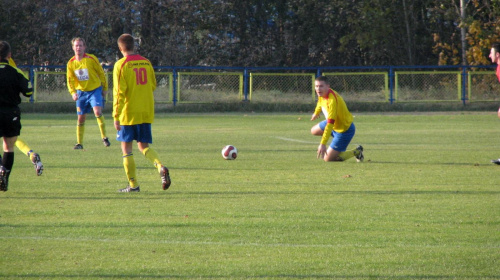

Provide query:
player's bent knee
left=311, top=126, right=322, bottom=136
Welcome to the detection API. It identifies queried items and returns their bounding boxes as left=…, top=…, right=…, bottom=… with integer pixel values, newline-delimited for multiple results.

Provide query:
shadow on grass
left=2, top=189, right=499, bottom=201
left=364, top=160, right=492, bottom=167
left=0, top=273, right=498, bottom=279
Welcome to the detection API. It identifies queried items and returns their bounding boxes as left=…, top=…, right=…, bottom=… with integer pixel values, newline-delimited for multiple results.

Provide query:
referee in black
left=0, top=41, right=33, bottom=191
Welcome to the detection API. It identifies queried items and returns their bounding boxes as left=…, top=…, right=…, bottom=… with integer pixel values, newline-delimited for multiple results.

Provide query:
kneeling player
left=310, top=76, right=364, bottom=162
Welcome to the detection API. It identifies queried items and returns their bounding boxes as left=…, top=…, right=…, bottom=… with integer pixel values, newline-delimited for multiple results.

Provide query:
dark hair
left=118, top=34, right=135, bottom=52
left=0, top=41, right=11, bottom=60
left=315, top=76, right=329, bottom=85
left=493, top=43, right=500, bottom=53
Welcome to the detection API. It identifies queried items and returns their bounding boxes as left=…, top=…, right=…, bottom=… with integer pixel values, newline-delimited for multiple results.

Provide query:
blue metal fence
left=20, top=64, right=498, bottom=105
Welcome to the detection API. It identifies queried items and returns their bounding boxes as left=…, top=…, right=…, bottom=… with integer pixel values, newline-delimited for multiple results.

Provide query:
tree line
left=0, top=0, right=498, bottom=67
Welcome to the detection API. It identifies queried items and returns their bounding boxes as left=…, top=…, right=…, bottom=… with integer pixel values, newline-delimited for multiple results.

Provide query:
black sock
left=2, top=152, right=14, bottom=179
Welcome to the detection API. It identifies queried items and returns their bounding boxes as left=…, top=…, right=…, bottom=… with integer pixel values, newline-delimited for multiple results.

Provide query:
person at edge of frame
left=489, top=43, right=500, bottom=165
left=7, top=57, right=43, bottom=176
left=0, top=41, right=34, bottom=191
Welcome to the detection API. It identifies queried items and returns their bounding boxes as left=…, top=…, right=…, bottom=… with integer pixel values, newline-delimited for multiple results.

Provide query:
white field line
left=23, top=125, right=73, bottom=128
left=1, top=236, right=496, bottom=249
left=273, top=136, right=316, bottom=144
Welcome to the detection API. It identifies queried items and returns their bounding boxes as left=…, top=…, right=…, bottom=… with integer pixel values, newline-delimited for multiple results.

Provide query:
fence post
left=389, top=67, right=394, bottom=104
left=461, top=67, right=468, bottom=105
left=30, top=66, right=35, bottom=103
left=172, top=67, right=178, bottom=106
left=243, top=68, right=249, bottom=101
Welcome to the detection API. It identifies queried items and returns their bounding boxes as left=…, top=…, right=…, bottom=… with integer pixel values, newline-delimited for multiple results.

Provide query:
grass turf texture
left=0, top=113, right=499, bottom=279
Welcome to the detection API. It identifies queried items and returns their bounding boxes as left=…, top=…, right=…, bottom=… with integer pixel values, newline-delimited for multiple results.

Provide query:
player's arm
left=112, top=61, right=127, bottom=128
left=15, top=67, right=33, bottom=97
left=66, top=61, right=78, bottom=98
left=311, top=99, right=322, bottom=121
left=93, top=56, right=108, bottom=92
left=320, top=98, right=337, bottom=145
left=148, top=64, right=157, bottom=92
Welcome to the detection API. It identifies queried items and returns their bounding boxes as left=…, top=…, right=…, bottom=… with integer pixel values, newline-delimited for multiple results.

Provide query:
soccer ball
left=221, top=145, right=237, bottom=160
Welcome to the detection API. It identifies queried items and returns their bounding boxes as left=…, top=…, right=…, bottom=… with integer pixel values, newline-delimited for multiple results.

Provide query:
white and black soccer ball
left=221, top=145, right=237, bottom=160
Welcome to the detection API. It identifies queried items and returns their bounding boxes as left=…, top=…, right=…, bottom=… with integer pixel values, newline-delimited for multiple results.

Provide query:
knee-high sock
left=123, top=153, right=138, bottom=187
left=96, top=115, right=107, bottom=139
left=338, top=149, right=356, bottom=161
left=15, top=139, right=32, bottom=157
left=2, top=152, right=14, bottom=180
left=77, top=123, right=85, bottom=144
left=142, top=147, right=163, bottom=173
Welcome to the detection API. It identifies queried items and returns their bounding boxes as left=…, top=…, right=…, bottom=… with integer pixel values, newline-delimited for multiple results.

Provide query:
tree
left=1, top=0, right=498, bottom=67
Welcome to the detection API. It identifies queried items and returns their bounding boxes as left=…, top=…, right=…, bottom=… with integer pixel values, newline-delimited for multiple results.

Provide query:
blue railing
left=20, top=64, right=497, bottom=105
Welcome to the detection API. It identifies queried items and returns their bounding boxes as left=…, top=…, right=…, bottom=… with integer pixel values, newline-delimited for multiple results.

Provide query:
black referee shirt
left=0, top=59, right=33, bottom=107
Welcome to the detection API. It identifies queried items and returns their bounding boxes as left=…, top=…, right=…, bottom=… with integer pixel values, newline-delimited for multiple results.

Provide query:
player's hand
left=311, top=114, right=319, bottom=121
left=72, top=93, right=78, bottom=101
left=102, top=90, right=107, bottom=98
left=114, top=120, right=121, bottom=131
left=317, top=144, right=327, bottom=159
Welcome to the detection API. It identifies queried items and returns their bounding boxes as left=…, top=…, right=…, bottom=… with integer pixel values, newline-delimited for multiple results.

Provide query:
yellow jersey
left=66, top=53, right=107, bottom=95
left=112, top=54, right=156, bottom=125
left=8, top=57, right=16, bottom=67
left=7, top=57, right=31, bottom=85
left=313, top=89, right=353, bottom=145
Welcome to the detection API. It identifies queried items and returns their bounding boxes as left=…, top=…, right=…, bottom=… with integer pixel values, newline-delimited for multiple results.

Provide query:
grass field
left=1, top=112, right=499, bottom=279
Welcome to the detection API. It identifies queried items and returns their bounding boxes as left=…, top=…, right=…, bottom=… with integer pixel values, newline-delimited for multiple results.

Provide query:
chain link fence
left=18, top=65, right=499, bottom=105
left=249, top=73, right=315, bottom=103
left=323, top=72, right=388, bottom=102
left=468, top=71, right=500, bottom=102
left=33, top=71, right=68, bottom=102
left=177, top=72, right=242, bottom=103
left=395, top=71, right=461, bottom=102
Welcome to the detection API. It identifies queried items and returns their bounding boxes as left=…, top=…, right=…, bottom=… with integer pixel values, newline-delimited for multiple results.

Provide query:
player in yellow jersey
left=0, top=41, right=34, bottom=191
left=310, top=76, right=364, bottom=162
left=113, top=34, right=171, bottom=192
left=66, top=37, right=110, bottom=150
left=8, top=57, right=43, bottom=176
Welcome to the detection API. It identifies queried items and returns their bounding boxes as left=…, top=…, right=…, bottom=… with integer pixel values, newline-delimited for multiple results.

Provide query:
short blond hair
left=71, top=37, right=86, bottom=46
left=117, top=34, right=134, bottom=52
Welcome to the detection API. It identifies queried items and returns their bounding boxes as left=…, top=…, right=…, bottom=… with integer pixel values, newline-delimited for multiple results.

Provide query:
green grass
left=1, top=113, right=499, bottom=279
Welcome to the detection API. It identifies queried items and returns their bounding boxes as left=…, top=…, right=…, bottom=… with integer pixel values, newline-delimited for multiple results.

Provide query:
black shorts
left=0, top=107, right=22, bottom=138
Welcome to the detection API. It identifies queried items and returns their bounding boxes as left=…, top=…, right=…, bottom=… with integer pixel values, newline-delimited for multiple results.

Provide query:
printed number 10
left=133, top=68, right=147, bottom=85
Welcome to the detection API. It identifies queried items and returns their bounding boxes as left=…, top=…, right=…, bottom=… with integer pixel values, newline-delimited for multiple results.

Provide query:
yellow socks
left=123, top=153, right=138, bottom=187
left=15, top=139, right=31, bottom=156
left=77, top=123, right=85, bottom=144
left=338, top=150, right=355, bottom=161
left=96, top=115, right=107, bottom=139
left=142, top=147, right=163, bottom=173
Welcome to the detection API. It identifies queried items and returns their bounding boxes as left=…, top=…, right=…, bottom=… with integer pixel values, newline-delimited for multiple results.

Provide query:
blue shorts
left=76, top=86, right=104, bottom=115
left=117, top=123, right=153, bottom=143
left=319, top=120, right=356, bottom=152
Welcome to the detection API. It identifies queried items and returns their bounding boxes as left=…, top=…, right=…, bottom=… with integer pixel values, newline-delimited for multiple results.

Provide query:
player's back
left=113, top=54, right=156, bottom=125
